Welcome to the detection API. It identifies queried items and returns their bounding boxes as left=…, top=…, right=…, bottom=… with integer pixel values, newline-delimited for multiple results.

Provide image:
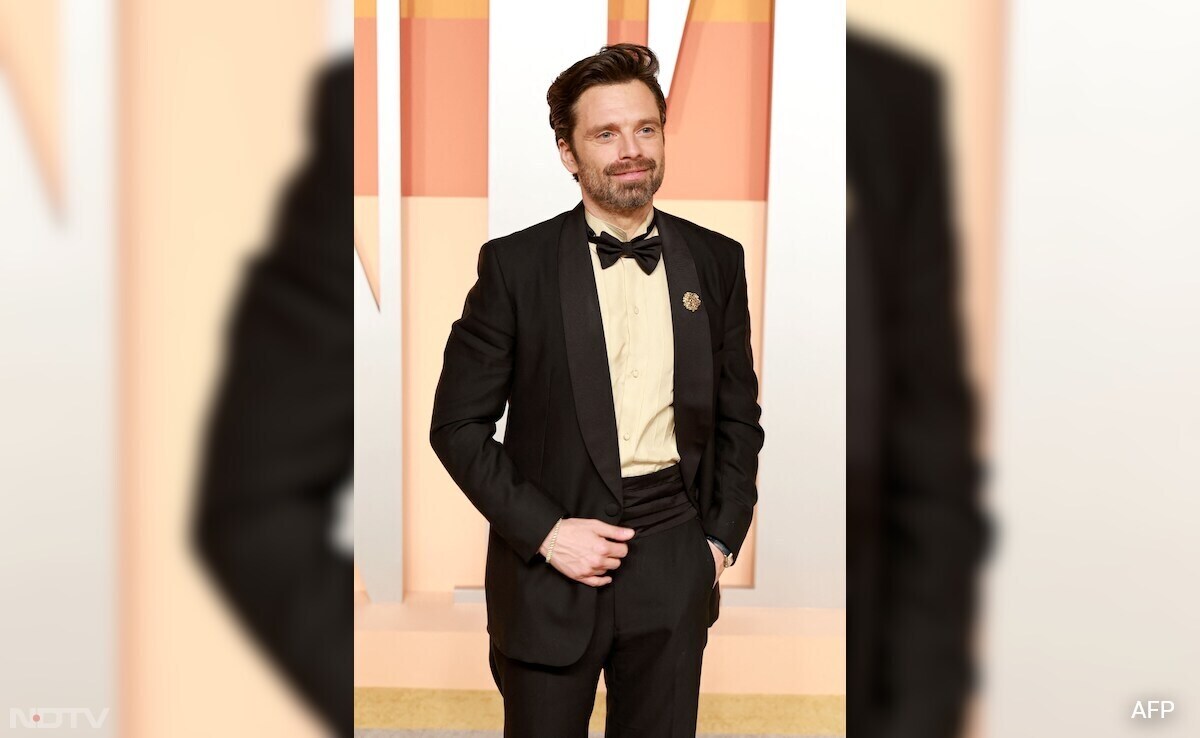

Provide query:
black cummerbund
left=619, top=464, right=697, bottom=536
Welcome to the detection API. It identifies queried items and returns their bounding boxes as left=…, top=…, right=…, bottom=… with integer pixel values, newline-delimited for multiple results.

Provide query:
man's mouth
left=612, top=169, right=648, bottom=181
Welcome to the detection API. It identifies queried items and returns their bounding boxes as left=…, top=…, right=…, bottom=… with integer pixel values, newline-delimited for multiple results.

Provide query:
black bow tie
left=588, top=224, right=663, bottom=275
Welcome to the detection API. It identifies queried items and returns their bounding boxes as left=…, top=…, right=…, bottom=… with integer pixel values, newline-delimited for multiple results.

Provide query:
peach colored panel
left=657, top=20, right=773, bottom=201
left=403, top=0, right=489, bottom=19
left=0, top=0, right=61, bottom=213
left=356, top=0, right=376, bottom=17
left=402, top=197, right=492, bottom=593
left=121, top=2, right=325, bottom=736
left=354, top=17, right=378, bottom=196
left=691, top=0, right=773, bottom=23
left=401, top=18, right=488, bottom=197
left=608, top=18, right=648, bottom=46
left=609, top=0, right=648, bottom=22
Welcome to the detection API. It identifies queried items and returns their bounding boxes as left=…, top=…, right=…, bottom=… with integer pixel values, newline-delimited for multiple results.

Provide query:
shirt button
left=633, top=306, right=640, bottom=315
left=622, top=433, right=631, bottom=441
left=631, top=369, right=639, bottom=378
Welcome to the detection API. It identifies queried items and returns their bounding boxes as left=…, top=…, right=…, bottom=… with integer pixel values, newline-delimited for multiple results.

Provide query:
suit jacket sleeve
left=191, top=60, right=352, bottom=736
left=430, top=242, right=567, bottom=563
left=879, top=71, right=989, bottom=738
left=705, top=242, right=765, bottom=561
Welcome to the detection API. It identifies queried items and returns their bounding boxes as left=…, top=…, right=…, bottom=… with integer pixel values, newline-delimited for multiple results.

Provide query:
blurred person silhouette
left=430, top=44, right=763, bottom=737
left=191, top=57, right=352, bottom=737
left=847, top=30, right=991, bottom=738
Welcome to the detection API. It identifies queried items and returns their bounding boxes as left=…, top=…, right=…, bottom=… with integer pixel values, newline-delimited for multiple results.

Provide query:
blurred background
left=850, top=1, right=1200, bottom=737
left=846, top=2, right=1002, bottom=737
left=2, top=0, right=352, bottom=736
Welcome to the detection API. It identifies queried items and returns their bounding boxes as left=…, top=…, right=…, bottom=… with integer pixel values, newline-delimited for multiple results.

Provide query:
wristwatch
left=706, top=536, right=734, bottom=568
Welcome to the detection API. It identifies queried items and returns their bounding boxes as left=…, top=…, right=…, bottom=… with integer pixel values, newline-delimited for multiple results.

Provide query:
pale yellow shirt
left=584, top=208, right=680, bottom=477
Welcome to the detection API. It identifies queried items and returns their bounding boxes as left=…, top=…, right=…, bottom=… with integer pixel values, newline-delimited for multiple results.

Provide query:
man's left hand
left=707, top=540, right=726, bottom=588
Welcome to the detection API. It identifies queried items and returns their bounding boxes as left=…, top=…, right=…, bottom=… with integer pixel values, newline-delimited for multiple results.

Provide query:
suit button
left=604, top=503, right=620, bottom=518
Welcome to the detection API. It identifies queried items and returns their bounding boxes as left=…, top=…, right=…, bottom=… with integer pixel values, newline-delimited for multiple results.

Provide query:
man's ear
left=557, top=138, right=579, bottom=177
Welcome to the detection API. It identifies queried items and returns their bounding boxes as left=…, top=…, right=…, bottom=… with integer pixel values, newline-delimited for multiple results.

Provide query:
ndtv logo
left=9, top=708, right=110, bottom=729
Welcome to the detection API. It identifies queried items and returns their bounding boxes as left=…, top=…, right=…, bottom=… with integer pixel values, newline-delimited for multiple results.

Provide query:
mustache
left=605, top=158, right=657, bottom=176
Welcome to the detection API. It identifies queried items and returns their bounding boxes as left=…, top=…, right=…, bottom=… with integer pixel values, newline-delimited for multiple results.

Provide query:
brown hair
left=546, top=43, right=667, bottom=151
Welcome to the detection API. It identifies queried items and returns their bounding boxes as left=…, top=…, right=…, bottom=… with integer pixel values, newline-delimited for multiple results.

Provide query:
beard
left=576, top=154, right=665, bottom=212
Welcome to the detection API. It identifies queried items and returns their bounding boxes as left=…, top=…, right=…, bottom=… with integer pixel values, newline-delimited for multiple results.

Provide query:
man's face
left=558, top=80, right=665, bottom=212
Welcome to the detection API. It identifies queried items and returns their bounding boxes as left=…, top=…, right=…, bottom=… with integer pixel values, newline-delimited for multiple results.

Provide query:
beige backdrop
left=847, top=5, right=1006, bottom=738
left=847, top=0, right=1005, bottom=438
left=121, top=3, right=333, bottom=736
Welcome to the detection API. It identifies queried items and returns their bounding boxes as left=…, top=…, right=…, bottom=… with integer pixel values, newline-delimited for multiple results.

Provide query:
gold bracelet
left=545, top=518, right=564, bottom=564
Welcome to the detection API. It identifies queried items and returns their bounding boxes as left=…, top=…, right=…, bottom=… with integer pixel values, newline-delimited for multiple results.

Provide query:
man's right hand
left=539, top=518, right=635, bottom=587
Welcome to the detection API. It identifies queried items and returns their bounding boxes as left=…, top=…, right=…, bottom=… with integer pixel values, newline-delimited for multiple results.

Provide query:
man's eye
left=598, top=131, right=614, bottom=140
left=640, top=127, right=655, bottom=134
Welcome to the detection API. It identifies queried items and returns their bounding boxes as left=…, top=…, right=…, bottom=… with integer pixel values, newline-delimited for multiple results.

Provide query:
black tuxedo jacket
left=431, top=202, right=764, bottom=666
left=848, top=31, right=990, bottom=738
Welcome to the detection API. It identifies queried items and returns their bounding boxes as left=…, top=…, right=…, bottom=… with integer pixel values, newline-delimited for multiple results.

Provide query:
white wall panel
left=725, top=0, right=846, bottom=609
left=488, top=0, right=608, bottom=239
left=0, top=0, right=116, bottom=732
left=992, top=2, right=1200, bottom=734
left=647, top=0, right=689, bottom=97
left=354, top=0, right=405, bottom=603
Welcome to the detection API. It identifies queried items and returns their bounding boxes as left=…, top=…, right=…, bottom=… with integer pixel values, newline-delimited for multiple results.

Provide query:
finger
left=606, top=541, right=629, bottom=558
left=601, top=557, right=621, bottom=570
left=592, top=521, right=636, bottom=541
left=580, top=575, right=612, bottom=588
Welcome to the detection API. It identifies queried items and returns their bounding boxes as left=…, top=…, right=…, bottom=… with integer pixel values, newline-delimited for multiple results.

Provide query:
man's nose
left=618, top=132, right=643, bottom=159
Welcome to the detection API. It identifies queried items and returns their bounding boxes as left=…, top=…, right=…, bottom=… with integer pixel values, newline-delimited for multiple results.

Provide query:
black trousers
left=489, top=465, right=716, bottom=737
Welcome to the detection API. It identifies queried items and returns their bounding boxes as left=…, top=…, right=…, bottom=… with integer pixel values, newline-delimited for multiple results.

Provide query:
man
left=847, top=31, right=990, bottom=738
left=430, top=44, right=764, bottom=737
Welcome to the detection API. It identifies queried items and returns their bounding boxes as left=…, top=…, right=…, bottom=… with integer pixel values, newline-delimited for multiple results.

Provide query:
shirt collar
left=584, top=207, right=656, bottom=243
